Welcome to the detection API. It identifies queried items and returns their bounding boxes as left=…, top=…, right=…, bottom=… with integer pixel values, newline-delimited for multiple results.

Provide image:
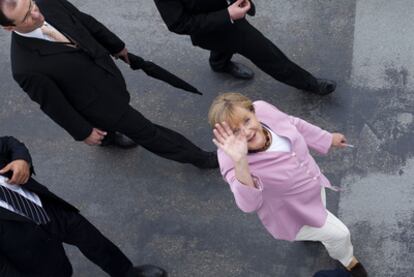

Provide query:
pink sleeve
left=218, top=151, right=264, bottom=213
left=227, top=173, right=264, bottom=213
left=288, top=115, right=333, bottom=154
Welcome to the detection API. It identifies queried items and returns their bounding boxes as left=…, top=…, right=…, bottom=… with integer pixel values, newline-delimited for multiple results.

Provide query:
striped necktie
left=0, top=185, right=50, bottom=225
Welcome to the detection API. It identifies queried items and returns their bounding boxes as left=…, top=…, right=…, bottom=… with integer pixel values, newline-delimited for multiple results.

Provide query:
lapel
left=12, top=0, right=81, bottom=55
left=242, top=103, right=296, bottom=162
left=12, top=32, right=79, bottom=55
left=23, top=178, right=53, bottom=195
left=41, top=6, right=105, bottom=58
left=245, top=121, right=296, bottom=163
left=0, top=206, right=34, bottom=223
left=46, top=10, right=119, bottom=75
left=261, top=114, right=296, bottom=146
left=39, top=3, right=98, bottom=57
left=14, top=0, right=117, bottom=76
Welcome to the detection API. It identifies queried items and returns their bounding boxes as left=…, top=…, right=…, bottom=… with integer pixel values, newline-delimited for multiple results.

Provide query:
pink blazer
left=218, top=101, right=334, bottom=241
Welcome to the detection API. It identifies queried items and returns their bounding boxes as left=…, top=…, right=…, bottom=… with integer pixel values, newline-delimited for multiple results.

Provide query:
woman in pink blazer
left=209, top=93, right=367, bottom=277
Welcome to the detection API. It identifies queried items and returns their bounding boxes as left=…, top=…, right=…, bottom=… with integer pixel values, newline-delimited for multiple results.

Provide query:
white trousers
left=295, top=188, right=354, bottom=267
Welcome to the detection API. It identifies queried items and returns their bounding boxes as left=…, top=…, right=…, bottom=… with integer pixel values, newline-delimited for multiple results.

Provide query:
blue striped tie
left=0, top=185, right=50, bottom=225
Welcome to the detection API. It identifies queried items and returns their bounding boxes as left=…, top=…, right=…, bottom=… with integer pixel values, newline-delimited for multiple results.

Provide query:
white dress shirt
left=15, top=21, right=55, bottom=41
left=0, top=175, right=43, bottom=214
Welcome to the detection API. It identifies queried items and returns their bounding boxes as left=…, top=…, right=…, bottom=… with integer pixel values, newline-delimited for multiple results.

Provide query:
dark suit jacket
left=0, top=136, right=78, bottom=277
left=154, top=0, right=255, bottom=45
left=11, top=0, right=130, bottom=141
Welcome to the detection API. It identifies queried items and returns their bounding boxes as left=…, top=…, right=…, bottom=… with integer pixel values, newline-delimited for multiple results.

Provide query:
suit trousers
left=113, top=105, right=209, bottom=165
left=200, top=19, right=319, bottom=91
left=295, top=188, right=354, bottom=267
left=42, top=200, right=132, bottom=277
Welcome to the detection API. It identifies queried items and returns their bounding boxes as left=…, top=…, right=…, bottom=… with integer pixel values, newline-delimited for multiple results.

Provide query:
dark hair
left=0, top=0, right=16, bottom=26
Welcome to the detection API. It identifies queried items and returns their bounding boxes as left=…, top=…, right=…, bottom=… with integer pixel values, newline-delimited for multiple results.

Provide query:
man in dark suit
left=0, top=0, right=217, bottom=169
left=154, top=0, right=336, bottom=95
left=0, top=136, right=167, bottom=277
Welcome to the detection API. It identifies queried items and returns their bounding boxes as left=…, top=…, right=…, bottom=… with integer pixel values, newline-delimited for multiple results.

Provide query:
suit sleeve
left=14, top=73, right=93, bottom=141
left=0, top=252, right=31, bottom=277
left=57, top=0, right=125, bottom=54
left=0, top=136, right=32, bottom=166
left=154, top=0, right=232, bottom=35
left=219, top=152, right=264, bottom=213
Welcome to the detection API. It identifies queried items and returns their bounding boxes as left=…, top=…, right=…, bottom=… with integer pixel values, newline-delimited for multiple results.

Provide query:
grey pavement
left=0, top=0, right=413, bottom=276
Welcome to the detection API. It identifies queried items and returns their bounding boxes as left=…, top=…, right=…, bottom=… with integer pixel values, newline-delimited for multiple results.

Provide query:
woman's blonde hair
left=208, top=92, right=254, bottom=127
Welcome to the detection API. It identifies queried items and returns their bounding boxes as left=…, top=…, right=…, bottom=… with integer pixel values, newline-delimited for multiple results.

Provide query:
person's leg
left=209, top=50, right=254, bottom=79
left=209, top=51, right=233, bottom=71
left=100, top=131, right=137, bottom=149
left=113, top=106, right=217, bottom=168
left=193, top=26, right=253, bottom=80
left=62, top=213, right=133, bottom=276
left=42, top=202, right=133, bottom=277
left=295, top=211, right=354, bottom=267
left=59, top=211, right=167, bottom=277
left=235, top=21, right=320, bottom=91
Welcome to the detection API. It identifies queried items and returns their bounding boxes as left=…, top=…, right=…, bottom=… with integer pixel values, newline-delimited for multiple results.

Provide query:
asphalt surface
left=0, top=0, right=413, bottom=276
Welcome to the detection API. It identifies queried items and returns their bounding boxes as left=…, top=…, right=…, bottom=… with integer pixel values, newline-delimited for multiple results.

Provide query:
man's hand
left=113, top=47, right=130, bottom=64
left=228, top=0, right=251, bottom=21
left=0, top=160, right=30, bottom=185
left=84, top=128, right=107, bottom=146
left=331, top=133, right=347, bottom=148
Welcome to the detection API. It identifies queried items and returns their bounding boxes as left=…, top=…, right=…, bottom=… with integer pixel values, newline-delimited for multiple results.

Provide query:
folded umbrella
left=126, top=52, right=202, bottom=95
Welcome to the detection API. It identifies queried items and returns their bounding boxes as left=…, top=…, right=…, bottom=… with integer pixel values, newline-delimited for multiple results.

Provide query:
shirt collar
left=0, top=175, right=22, bottom=191
left=14, top=22, right=51, bottom=41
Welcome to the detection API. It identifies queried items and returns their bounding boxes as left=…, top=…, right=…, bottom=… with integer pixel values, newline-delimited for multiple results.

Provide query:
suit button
left=300, top=162, right=304, bottom=167
left=313, top=177, right=317, bottom=180
left=291, top=152, right=296, bottom=157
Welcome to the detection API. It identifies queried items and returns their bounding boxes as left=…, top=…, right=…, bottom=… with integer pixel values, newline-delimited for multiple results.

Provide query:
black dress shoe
left=126, top=264, right=167, bottom=277
left=349, top=262, right=368, bottom=277
left=100, top=132, right=138, bottom=149
left=309, top=79, right=336, bottom=95
left=214, top=61, right=254, bottom=80
left=193, top=151, right=219, bottom=169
